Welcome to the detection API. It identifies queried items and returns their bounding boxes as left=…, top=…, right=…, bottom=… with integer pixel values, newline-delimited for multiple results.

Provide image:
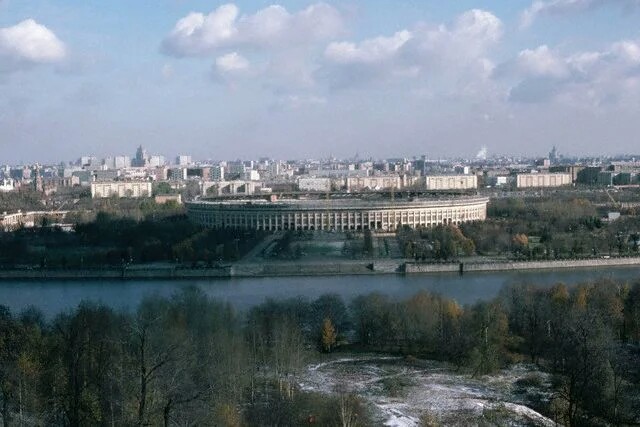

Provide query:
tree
left=154, top=182, right=173, bottom=196
left=351, top=293, right=390, bottom=348
left=335, top=383, right=362, bottom=427
left=363, top=229, right=373, bottom=255
left=41, top=303, right=128, bottom=427
left=311, top=294, right=350, bottom=344
left=0, top=306, right=20, bottom=426
left=512, top=233, right=529, bottom=257
left=321, top=318, right=337, bottom=353
left=463, top=302, right=509, bottom=377
left=131, top=296, right=177, bottom=426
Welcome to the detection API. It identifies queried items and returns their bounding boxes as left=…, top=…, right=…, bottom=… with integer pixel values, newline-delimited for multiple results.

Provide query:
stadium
left=186, top=196, right=489, bottom=232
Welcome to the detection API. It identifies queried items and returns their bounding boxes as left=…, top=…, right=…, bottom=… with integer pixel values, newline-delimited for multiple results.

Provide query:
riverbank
left=1, top=256, right=639, bottom=280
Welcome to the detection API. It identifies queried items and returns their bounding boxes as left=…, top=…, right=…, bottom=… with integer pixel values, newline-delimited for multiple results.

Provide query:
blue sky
left=1, top=0, right=640, bottom=163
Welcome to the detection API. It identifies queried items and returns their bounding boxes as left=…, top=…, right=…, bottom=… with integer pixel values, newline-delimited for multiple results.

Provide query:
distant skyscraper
left=413, top=155, right=427, bottom=177
left=549, top=146, right=559, bottom=164
left=33, top=164, right=43, bottom=192
left=133, top=146, right=148, bottom=167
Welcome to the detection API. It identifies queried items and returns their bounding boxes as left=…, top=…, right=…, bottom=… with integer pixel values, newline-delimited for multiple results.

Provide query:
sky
left=1, top=0, right=640, bottom=163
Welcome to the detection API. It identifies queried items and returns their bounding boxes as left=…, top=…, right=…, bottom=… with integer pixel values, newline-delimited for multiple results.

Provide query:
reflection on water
left=1, top=267, right=638, bottom=317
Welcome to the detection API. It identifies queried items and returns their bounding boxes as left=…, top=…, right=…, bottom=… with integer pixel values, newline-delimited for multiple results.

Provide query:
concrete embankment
left=0, top=261, right=396, bottom=280
left=0, top=267, right=231, bottom=280
left=0, top=257, right=639, bottom=280
left=405, top=257, right=640, bottom=274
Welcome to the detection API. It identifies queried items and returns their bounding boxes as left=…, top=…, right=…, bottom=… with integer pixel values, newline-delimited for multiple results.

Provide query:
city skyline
left=2, top=1, right=640, bottom=163
left=8, top=143, right=640, bottom=167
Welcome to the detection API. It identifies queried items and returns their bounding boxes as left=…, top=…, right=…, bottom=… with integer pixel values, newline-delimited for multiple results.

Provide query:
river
left=1, top=266, right=638, bottom=317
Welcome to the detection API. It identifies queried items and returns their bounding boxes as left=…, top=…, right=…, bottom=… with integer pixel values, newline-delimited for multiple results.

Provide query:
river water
left=1, top=267, right=638, bottom=317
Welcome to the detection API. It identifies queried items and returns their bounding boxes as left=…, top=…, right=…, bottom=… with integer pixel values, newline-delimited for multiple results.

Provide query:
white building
left=516, top=173, right=572, bottom=188
left=148, top=156, right=165, bottom=167
left=91, top=181, right=152, bottom=198
left=121, top=167, right=149, bottom=180
left=80, top=156, right=97, bottom=167
left=268, top=162, right=282, bottom=177
left=244, top=170, right=261, bottom=181
left=104, top=156, right=131, bottom=169
left=347, top=175, right=402, bottom=192
left=298, top=177, right=332, bottom=192
left=0, top=178, right=16, bottom=192
left=114, top=156, right=131, bottom=169
left=425, top=175, right=478, bottom=190
left=187, top=196, right=489, bottom=232
left=201, top=180, right=262, bottom=196
left=176, top=155, right=192, bottom=166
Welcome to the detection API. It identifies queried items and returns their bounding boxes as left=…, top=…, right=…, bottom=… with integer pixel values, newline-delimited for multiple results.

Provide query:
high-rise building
left=176, top=155, right=192, bottom=166
left=114, top=156, right=131, bottom=169
left=210, top=165, right=225, bottom=181
left=133, top=146, right=148, bottom=167
left=148, top=156, right=165, bottom=167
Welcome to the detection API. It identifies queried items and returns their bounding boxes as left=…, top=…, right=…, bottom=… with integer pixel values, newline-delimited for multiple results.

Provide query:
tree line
left=396, top=197, right=640, bottom=261
left=469, top=197, right=640, bottom=259
left=397, top=196, right=640, bottom=261
left=0, top=280, right=639, bottom=426
left=0, top=288, right=374, bottom=426
left=0, top=212, right=266, bottom=268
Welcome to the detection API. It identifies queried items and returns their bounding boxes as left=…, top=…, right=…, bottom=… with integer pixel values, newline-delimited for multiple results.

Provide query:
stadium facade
left=186, top=196, right=488, bottom=231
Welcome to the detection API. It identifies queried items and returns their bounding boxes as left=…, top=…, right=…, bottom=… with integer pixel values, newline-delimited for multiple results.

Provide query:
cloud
left=216, top=51, right=250, bottom=73
left=0, top=19, right=66, bottom=72
left=212, top=51, right=251, bottom=83
left=497, top=45, right=569, bottom=79
left=161, top=5, right=238, bottom=57
left=320, top=9, right=502, bottom=90
left=161, top=2, right=343, bottom=57
left=520, top=0, right=640, bottom=28
left=451, top=9, right=503, bottom=51
left=324, top=31, right=412, bottom=64
left=497, top=39, right=640, bottom=106
left=508, top=77, right=564, bottom=103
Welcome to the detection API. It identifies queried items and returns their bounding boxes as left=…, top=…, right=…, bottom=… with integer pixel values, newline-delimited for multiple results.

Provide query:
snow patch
left=299, top=356, right=556, bottom=427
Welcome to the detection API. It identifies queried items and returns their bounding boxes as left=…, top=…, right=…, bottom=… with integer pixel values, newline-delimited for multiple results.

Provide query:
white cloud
left=162, top=2, right=344, bottom=57
left=162, top=6, right=238, bottom=57
left=521, top=0, right=640, bottom=28
left=215, top=52, right=250, bottom=73
left=514, top=45, right=569, bottom=78
left=403, top=9, right=502, bottom=76
left=452, top=9, right=503, bottom=51
left=321, top=9, right=502, bottom=91
left=325, top=31, right=412, bottom=64
left=0, top=19, right=66, bottom=72
left=611, top=40, right=640, bottom=63
left=498, top=40, right=640, bottom=106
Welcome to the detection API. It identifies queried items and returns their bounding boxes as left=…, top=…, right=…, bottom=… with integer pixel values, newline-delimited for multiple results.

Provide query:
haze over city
left=2, top=0, right=640, bottom=163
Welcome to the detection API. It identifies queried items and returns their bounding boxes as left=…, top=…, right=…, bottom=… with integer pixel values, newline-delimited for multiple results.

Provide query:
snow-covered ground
left=298, top=355, right=556, bottom=427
